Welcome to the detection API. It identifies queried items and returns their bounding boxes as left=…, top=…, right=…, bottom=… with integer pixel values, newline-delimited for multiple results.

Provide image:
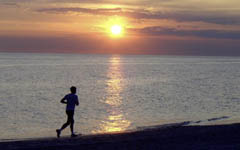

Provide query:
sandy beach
left=1, top=123, right=240, bottom=150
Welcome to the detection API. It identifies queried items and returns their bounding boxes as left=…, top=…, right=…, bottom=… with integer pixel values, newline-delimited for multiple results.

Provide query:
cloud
left=0, top=0, right=138, bottom=6
left=0, top=1, right=19, bottom=7
left=49, top=0, right=135, bottom=5
left=0, top=34, right=105, bottom=53
left=36, top=7, right=240, bottom=25
left=2, top=0, right=239, bottom=25
left=134, top=26, right=240, bottom=39
left=37, top=7, right=123, bottom=15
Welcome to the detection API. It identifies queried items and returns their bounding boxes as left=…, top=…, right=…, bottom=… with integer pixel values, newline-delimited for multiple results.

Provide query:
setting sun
left=111, top=25, right=122, bottom=36
left=103, top=16, right=126, bottom=37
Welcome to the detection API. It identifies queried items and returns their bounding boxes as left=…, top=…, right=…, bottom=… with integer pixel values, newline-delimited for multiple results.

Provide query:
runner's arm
left=60, top=97, right=67, bottom=104
left=76, top=97, right=79, bottom=106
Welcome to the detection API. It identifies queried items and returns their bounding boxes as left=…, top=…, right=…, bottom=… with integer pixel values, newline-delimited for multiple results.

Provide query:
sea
left=0, top=52, right=240, bottom=140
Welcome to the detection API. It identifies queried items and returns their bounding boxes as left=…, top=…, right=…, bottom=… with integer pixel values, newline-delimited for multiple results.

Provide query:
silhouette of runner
left=56, top=86, right=79, bottom=138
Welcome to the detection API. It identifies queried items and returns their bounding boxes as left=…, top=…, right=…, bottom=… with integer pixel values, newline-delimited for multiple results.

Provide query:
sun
left=110, top=25, right=122, bottom=36
left=103, top=16, right=126, bottom=37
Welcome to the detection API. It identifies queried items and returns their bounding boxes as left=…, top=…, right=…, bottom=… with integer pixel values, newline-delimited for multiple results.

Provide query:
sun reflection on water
left=93, top=56, right=131, bottom=133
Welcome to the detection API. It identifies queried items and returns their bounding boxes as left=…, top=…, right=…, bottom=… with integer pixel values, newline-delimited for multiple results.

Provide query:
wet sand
left=1, top=123, right=240, bottom=150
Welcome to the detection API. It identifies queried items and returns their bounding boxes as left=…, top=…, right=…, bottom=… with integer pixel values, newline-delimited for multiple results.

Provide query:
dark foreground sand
left=1, top=123, right=240, bottom=150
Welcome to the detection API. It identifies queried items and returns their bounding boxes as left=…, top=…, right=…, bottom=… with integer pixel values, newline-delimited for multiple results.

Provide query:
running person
left=56, top=86, right=79, bottom=138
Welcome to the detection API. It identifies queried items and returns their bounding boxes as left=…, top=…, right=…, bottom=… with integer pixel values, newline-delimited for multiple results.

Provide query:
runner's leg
left=60, top=111, right=71, bottom=131
left=69, top=111, right=74, bottom=134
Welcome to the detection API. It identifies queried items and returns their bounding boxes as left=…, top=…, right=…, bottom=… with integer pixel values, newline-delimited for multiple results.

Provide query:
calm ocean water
left=0, top=52, right=240, bottom=140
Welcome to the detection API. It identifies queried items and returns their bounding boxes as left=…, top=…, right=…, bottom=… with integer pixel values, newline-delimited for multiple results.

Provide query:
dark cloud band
left=135, top=26, right=240, bottom=39
left=37, top=7, right=240, bottom=25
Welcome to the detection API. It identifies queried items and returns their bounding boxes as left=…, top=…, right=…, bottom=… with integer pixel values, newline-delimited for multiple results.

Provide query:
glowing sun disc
left=111, top=25, right=122, bottom=35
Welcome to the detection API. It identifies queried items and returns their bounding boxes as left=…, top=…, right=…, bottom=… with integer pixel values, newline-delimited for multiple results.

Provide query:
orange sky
left=0, top=0, right=240, bottom=55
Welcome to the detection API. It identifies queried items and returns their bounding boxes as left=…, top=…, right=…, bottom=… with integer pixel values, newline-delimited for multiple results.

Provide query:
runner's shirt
left=63, top=93, right=79, bottom=111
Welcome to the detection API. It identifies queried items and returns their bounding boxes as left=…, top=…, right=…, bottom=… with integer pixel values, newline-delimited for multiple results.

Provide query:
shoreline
left=0, top=117, right=235, bottom=142
left=1, top=123, right=240, bottom=150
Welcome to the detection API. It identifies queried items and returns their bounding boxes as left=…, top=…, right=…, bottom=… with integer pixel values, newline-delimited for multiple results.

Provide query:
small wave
left=191, top=116, right=230, bottom=124
left=207, top=116, right=229, bottom=122
left=136, top=121, right=191, bottom=131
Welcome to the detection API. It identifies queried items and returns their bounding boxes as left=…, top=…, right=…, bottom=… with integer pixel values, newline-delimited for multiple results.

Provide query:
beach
left=1, top=123, right=240, bottom=150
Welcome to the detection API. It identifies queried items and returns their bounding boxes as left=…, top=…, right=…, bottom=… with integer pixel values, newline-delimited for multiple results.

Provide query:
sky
left=0, top=0, right=240, bottom=55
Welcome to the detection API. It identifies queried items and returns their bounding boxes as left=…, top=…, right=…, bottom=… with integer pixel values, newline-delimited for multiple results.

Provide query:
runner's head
left=70, top=86, right=77, bottom=94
